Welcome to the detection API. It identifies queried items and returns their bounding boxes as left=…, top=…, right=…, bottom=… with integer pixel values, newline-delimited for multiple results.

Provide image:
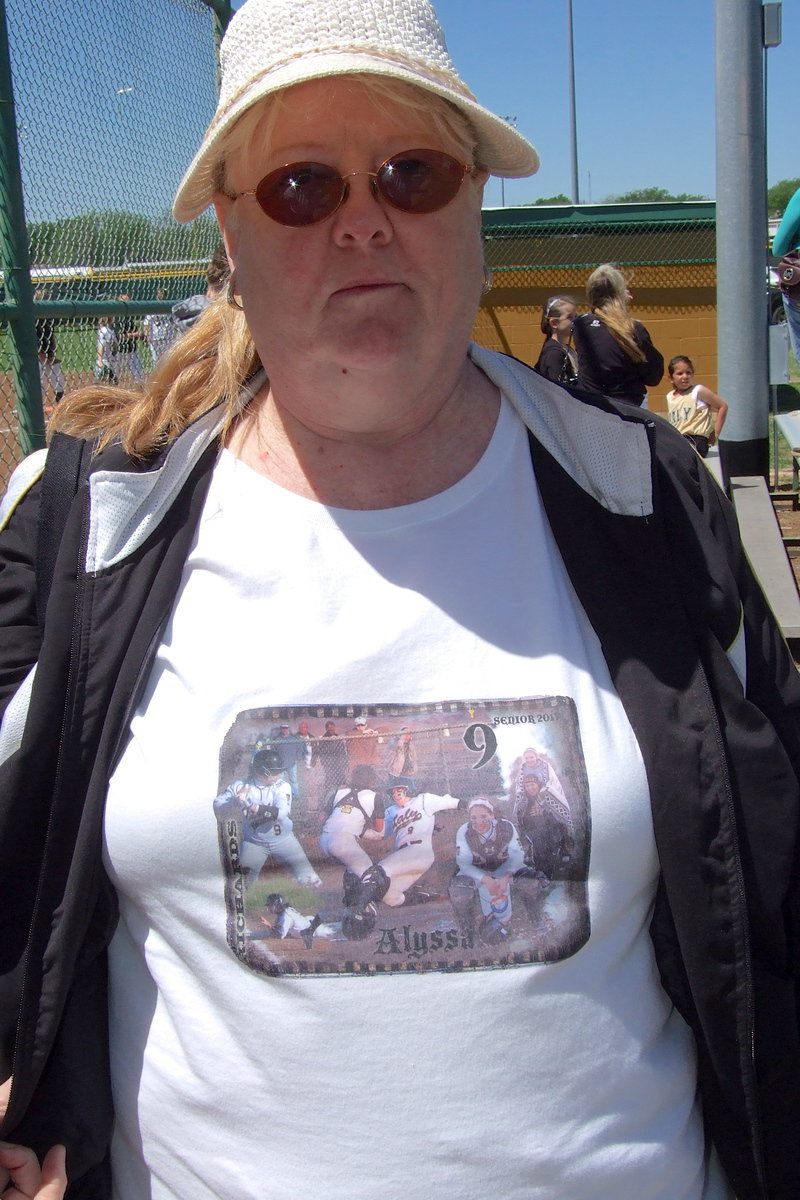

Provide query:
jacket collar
left=467, top=345, right=654, bottom=518
left=87, top=351, right=655, bottom=572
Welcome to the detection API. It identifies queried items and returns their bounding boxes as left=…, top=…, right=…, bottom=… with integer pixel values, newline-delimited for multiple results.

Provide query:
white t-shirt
left=104, top=397, right=731, bottom=1200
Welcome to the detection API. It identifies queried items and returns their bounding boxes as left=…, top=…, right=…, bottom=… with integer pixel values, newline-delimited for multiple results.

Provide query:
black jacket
left=533, top=336, right=577, bottom=386
left=0, top=348, right=799, bottom=1198
left=573, top=312, right=664, bottom=404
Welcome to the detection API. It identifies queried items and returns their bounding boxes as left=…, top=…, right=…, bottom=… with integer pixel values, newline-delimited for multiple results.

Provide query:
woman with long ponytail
left=572, top=263, right=663, bottom=406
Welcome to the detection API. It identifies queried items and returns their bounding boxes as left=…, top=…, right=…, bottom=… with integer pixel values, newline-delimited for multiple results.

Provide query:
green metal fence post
left=202, top=0, right=234, bottom=58
left=0, top=0, right=44, bottom=454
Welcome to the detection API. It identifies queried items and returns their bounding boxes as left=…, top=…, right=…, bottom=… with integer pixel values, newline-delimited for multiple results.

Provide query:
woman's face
left=469, top=805, right=493, bottom=834
left=551, top=304, right=576, bottom=336
left=215, top=77, right=487, bottom=390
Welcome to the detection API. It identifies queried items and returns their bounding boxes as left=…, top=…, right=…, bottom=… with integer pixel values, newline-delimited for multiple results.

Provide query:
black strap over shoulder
left=35, top=432, right=94, bottom=629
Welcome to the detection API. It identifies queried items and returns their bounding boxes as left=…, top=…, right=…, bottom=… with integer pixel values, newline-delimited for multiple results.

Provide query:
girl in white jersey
left=666, top=355, right=728, bottom=458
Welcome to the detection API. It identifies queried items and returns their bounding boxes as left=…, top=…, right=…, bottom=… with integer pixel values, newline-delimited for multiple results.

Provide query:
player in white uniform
left=319, top=764, right=385, bottom=882
left=213, top=749, right=321, bottom=888
left=340, top=776, right=460, bottom=940
left=256, top=894, right=336, bottom=949
left=368, top=776, right=460, bottom=907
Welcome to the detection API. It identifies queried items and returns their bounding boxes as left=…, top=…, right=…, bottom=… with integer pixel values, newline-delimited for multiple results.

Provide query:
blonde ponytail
left=50, top=298, right=261, bottom=456
left=585, top=264, right=645, bottom=364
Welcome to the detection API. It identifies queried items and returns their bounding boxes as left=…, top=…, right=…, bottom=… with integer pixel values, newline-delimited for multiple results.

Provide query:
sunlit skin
left=0, top=1136, right=67, bottom=1200
left=391, top=786, right=412, bottom=807
left=215, top=77, right=499, bottom=509
left=670, top=361, right=696, bottom=394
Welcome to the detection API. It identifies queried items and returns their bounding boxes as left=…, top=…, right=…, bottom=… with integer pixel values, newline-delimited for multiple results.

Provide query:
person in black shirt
left=573, top=264, right=663, bottom=406
left=34, top=287, right=66, bottom=408
left=533, top=295, right=577, bottom=385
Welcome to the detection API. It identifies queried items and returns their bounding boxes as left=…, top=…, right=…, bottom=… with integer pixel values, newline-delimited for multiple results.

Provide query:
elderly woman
left=0, top=1, right=798, bottom=1198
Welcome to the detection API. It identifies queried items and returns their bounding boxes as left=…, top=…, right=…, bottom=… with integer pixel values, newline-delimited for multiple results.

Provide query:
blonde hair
left=585, top=263, right=645, bottom=363
left=51, top=76, right=481, bottom=457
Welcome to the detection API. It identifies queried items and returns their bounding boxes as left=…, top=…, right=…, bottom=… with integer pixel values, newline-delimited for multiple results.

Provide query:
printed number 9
left=463, top=722, right=497, bottom=769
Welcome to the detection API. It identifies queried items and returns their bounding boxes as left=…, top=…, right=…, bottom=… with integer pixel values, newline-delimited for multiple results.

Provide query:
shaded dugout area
left=475, top=200, right=723, bottom=412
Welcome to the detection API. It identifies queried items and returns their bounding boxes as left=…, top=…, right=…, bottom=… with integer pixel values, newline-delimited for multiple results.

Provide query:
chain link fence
left=480, top=203, right=717, bottom=302
left=476, top=203, right=721, bottom=401
left=0, top=16, right=750, bottom=478
left=0, top=0, right=230, bottom=487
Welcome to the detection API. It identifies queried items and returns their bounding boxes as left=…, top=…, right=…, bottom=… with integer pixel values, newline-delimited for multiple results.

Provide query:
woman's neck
left=227, top=358, right=500, bottom=509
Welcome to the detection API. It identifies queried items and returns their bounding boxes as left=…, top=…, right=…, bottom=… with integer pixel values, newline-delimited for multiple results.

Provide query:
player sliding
left=342, top=776, right=459, bottom=939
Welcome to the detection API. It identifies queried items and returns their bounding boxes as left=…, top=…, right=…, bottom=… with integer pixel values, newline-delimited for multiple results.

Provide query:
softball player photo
left=212, top=696, right=590, bottom=976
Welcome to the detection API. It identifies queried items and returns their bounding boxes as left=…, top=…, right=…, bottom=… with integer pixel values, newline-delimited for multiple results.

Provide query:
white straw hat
left=173, top=0, right=539, bottom=222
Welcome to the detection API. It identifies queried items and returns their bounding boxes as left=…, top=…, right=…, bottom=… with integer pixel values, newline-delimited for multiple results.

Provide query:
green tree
left=606, top=187, right=708, bottom=203
left=28, top=210, right=218, bottom=268
left=529, top=193, right=571, bottom=206
left=768, top=179, right=800, bottom=219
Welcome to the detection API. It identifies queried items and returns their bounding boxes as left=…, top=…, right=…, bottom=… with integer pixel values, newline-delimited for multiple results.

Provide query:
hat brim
left=173, top=53, right=539, bottom=222
left=773, top=186, right=800, bottom=258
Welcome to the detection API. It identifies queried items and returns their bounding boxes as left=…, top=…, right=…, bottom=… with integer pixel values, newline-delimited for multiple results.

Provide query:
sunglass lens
left=255, top=162, right=343, bottom=226
left=379, top=149, right=465, bottom=214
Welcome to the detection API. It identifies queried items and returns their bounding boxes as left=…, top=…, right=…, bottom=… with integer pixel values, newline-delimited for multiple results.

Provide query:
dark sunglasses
left=235, top=148, right=474, bottom=227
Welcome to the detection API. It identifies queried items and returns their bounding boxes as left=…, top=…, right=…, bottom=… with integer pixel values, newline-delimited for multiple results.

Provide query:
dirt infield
left=0, top=369, right=97, bottom=490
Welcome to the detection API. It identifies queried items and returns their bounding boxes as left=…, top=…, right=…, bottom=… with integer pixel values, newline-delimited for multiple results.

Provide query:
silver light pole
left=501, top=115, right=517, bottom=207
left=715, top=0, right=770, bottom=484
left=567, top=0, right=579, bottom=204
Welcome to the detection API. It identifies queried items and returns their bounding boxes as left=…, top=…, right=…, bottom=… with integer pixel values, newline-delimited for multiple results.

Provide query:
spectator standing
left=384, top=726, right=418, bottom=776
left=573, top=264, right=663, bottom=407
left=534, top=296, right=578, bottom=385
left=33, top=288, right=66, bottom=410
left=773, top=185, right=800, bottom=364
left=143, top=289, right=178, bottom=366
left=314, top=721, right=349, bottom=794
left=666, top=356, right=728, bottom=459
left=114, top=295, right=145, bottom=384
left=94, top=315, right=118, bottom=384
left=171, top=244, right=230, bottom=335
left=347, top=716, right=379, bottom=770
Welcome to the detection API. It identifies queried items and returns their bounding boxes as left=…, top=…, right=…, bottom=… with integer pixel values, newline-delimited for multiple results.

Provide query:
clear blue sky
left=429, top=0, right=798, bottom=209
left=229, top=0, right=797, bottom=211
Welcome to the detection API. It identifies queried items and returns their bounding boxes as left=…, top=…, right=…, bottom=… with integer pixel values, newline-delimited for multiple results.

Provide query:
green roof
left=481, top=202, right=717, bottom=271
left=481, top=201, right=716, bottom=232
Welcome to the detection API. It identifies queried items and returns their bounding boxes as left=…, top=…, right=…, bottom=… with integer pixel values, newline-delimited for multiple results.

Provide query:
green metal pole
left=0, top=0, right=44, bottom=454
left=202, top=0, right=233, bottom=64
